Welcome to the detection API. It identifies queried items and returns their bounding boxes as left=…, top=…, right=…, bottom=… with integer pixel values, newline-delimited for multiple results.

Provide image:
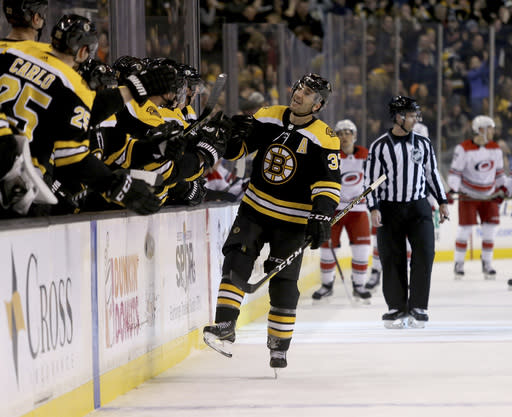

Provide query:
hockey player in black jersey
left=203, top=73, right=341, bottom=371
left=0, top=14, right=178, bottom=216
left=2, top=0, right=48, bottom=42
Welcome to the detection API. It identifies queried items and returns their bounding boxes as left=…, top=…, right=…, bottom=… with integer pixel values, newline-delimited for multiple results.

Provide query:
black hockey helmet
left=143, top=57, right=184, bottom=95
left=291, top=73, right=332, bottom=111
left=112, top=55, right=145, bottom=83
left=388, top=95, right=422, bottom=120
left=51, top=14, right=98, bottom=57
left=3, top=0, right=48, bottom=27
left=177, top=63, right=202, bottom=87
left=78, top=58, right=118, bottom=90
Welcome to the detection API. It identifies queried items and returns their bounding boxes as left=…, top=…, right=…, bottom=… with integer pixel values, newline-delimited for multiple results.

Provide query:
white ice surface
left=87, top=259, right=512, bottom=417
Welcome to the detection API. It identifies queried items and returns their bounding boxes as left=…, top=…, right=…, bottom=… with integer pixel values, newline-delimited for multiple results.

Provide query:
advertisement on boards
left=96, top=215, right=163, bottom=372
left=160, top=209, right=209, bottom=340
left=0, top=224, right=91, bottom=417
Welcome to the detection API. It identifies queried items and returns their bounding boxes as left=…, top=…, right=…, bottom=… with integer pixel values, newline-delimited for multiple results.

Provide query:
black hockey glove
left=146, top=121, right=186, bottom=160
left=107, top=171, right=161, bottom=215
left=230, top=114, right=254, bottom=141
left=124, top=65, right=177, bottom=104
left=182, top=178, right=207, bottom=206
left=167, top=179, right=207, bottom=206
left=196, top=112, right=228, bottom=168
left=305, top=213, right=332, bottom=250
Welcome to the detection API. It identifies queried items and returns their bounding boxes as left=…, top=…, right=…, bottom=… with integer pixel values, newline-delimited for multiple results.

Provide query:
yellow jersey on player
left=0, top=41, right=95, bottom=175
left=225, top=105, right=341, bottom=227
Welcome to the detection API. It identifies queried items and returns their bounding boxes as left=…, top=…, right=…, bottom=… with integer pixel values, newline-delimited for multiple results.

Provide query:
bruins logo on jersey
left=262, top=144, right=297, bottom=184
left=146, top=106, right=161, bottom=118
left=326, top=126, right=336, bottom=137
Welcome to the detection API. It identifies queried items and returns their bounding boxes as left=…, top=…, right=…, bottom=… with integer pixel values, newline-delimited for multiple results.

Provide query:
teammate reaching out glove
left=195, top=112, right=229, bottom=168
left=107, top=170, right=161, bottom=215
left=145, top=121, right=186, bottom=160
left=124, top=65, right=178, bottom=104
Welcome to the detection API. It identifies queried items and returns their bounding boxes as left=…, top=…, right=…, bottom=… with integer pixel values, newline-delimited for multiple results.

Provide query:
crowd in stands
left=195, top=0, right=512, bottom=173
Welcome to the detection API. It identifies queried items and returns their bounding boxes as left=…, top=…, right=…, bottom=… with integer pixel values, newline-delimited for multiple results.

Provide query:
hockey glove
left=230, top=114, right=254, bottom=141
left=446, top=189, right=456, bottom=205
left=492, top=186, right=508, bottom=204
left=107, top=170, right=161, bottom=215
left=124, top=65, right=177, bottom=104
left=182, top=178, right=207, bottom=206
left=196, top=112, right=228, bottom=168
left=305, top=213, right=332, bottom=250
left=167, top=179, right=207, bottom=206
left=145, top=121, right=186, bottom=160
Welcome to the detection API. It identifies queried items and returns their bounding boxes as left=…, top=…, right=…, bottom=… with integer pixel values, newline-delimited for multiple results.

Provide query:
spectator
left=466, top=54, right=490, bottom=116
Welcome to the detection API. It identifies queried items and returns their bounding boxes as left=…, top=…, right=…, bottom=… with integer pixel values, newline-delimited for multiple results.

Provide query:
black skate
left=482, top=260, right=496, bottom=280
left=408, top=308, right=429, bottom=328
left=508, top=279, right=512, bottom=290
left=203, top=321, right=236, bottom=358
left=312, top=282, right=333, bottom=300
left=382, top=309, right=407, bottom=329
left=352, top=283, right=371, bottom=304
left=365, top=268, right=381, bottom=290
left=454, top=262, right=464, bottom=280
left=270, top=350, right=287, bottom=378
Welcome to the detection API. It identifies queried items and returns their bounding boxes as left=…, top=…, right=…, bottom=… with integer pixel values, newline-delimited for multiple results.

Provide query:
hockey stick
left=183, top=73, right=227, bottom=137
left=328, top=239, right=356, bottom=306
left=231, top=174, right=387, bottom=293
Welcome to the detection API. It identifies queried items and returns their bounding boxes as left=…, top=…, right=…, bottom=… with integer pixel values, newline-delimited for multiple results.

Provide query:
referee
left=365, top=96, right=450, bottom=328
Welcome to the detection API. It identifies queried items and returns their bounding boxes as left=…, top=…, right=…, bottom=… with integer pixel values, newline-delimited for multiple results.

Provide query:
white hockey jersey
left=447, top=139, right=505, bottom=198
left=338, top=145, right=368, bottom=212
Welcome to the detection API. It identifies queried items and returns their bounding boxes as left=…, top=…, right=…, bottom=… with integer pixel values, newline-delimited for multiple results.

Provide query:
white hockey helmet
left=472, top=115, right=495, bottom=134
left=334, top=119, right=357, bottom=137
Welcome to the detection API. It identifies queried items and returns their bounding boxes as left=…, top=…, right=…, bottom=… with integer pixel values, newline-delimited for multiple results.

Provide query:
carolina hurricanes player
left=312, top=119, right=372, bottom=301
left=447, top=115, right=511, bottom=279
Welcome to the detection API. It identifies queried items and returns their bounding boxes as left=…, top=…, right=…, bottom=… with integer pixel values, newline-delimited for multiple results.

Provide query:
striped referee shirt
left=365, top=130, right=447, bottom=211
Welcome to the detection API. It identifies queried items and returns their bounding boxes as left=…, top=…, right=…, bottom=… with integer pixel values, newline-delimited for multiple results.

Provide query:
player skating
left=203, top=74, right=341, bottom=373
left=312, top=119, right=372, bottom=303
left=447, top=115, right=511, bottom=280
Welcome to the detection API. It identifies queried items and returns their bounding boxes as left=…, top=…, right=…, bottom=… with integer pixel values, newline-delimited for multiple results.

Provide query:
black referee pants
left=377, top=198, right=435, bottom=311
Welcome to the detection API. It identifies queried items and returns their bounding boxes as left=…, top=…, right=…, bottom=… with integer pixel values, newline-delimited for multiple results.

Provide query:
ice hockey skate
left=482, top=260, right=496, bottom=280
left=352, top=283, right=371, bottom=304
left=203, top=321, right=236, bottom=358
left=382, top=309, right=407, bottom=329
left=454, top=262, right=464, bottom=280
left=365, top=268, right=381, bottom=290
left=408, top=308, right=429, bottom=328
left=312, top=282, right=333, bottom=300
left=270, top=350, right=287, bottom=378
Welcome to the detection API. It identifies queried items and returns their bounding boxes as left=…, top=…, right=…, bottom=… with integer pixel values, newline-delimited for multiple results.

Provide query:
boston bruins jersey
left=225, top=105, right=341, bottom=227
left=181, top=104, right=197, bottom=122
left=0, top=41, right=95, bottom=175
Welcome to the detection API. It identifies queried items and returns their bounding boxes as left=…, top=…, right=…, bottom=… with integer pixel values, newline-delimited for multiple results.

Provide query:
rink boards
left=1, top=201, right=512, bottom=417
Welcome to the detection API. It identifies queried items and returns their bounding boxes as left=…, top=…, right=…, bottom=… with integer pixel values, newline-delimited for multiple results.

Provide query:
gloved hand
left=182, top=178, right=207, bottom=206
left=196, top=112, right=228, bottom=168
left=145, top=121, right=186, bottom=160
left=124, top=65, right=177, bottom=104
left=446, top=189, right=456, bottom=205
left=167, top=179, right=207, bottom=206
left=231, top=114, right=254, bottom=139
left=305, top=213, right=332, bottom=250
left=107, top=170, right=161, bottom=215
left=492, top=185, right=508, bottom=204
